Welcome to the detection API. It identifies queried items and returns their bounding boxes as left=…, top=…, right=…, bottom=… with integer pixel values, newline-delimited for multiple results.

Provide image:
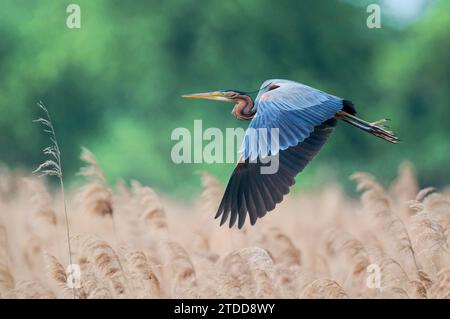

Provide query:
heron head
left=181, top=89, right=249, bottom=103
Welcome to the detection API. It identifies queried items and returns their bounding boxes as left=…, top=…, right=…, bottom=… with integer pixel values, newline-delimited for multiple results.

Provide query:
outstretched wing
left=241, top=79, right=343, bottom=161
left=216, top=119, right=337, bottom=229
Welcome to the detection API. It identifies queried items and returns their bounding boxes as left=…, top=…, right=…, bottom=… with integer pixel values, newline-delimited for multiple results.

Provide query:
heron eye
left=268, top=84, right=280, bottom=91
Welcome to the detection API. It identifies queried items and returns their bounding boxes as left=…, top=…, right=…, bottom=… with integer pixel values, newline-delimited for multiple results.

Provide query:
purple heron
left=183, top=79, right=398, bottom=228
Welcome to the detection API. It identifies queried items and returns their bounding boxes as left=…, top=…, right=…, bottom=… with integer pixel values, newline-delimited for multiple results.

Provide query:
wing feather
left=216, top=119, right=337, bottom=228
left=241, top=79, right=343, bottom=161
left=216, top=79, right=343, bottom=228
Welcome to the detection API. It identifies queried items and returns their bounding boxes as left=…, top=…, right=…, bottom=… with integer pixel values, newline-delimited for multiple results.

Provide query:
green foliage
left=0, top=0, right=448, bottom=196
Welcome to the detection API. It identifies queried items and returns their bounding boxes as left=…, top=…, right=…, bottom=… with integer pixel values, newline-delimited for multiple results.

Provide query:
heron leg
left=337, top=111, right=399, bottom=143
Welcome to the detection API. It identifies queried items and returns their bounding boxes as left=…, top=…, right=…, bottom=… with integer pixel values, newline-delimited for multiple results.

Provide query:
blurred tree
left=0, top=0, right=448, bottom=196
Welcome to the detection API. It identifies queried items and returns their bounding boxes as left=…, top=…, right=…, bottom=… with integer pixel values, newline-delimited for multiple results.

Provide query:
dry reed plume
left=0, top=154, right=449, bottom=298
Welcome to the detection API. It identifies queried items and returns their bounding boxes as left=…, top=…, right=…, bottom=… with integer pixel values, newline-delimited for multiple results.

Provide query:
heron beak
left=181, top=91, right=233, bottom=102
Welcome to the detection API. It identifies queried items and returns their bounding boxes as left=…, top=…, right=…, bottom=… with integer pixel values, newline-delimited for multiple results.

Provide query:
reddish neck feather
left=232, top=95, right=255, bottom=120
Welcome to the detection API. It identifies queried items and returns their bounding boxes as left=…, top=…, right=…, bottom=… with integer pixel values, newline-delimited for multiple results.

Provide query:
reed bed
left=0, top=156, right=448, bottom=299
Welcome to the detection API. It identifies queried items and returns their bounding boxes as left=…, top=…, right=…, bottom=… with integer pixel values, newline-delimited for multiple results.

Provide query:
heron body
left=183, top=79, right=398, bottom=229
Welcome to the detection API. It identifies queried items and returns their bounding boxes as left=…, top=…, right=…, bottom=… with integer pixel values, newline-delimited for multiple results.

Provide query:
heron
left=182, top=79, right=398, bottom=229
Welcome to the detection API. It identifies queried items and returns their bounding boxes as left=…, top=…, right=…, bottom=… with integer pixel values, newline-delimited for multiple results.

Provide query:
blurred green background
left=0, top=0, right=449, bottom=197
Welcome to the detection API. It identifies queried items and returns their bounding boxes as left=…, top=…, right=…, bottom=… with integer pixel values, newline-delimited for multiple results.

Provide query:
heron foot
left=370, top=118, right=390, bottom=126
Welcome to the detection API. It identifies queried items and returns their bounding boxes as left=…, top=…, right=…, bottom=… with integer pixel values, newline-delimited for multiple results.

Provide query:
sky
left=382, top=0, right=430, bottom=21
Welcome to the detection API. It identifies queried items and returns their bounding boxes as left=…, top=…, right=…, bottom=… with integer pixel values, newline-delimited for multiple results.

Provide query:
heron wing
left=216, top=119, right=336, bottom=229
left=241, top=79, right=343, bottom=161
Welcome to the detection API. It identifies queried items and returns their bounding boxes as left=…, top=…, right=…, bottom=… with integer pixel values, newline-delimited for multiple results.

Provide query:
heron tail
left=337, top=111, right=399, bottom=144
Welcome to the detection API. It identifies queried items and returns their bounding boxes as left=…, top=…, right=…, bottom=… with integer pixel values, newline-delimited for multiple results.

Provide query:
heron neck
left=232, top=95, right=255, bottom=120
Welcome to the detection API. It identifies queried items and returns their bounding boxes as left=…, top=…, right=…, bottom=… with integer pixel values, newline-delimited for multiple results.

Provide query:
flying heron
left=182, top=79, right=398, bottom=229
